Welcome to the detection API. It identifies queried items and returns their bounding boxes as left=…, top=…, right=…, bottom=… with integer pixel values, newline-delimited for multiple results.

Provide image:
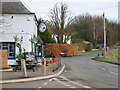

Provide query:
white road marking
left=100, top=67, right=118, bottom=75
left=53, top=78, right=67, bottom=85
left=69, top=87, right=77, bottom=88
left=100, top=67, right=106, bottom=70
left=59, top=76, right=92, bottom=88
left=49, top=79, right=53, bottom=82
left=52, top=78, right=74, bottom=88
left=37, top=78, right=53, bottom=89
left=36, top=87, right=42, bottom=90
left=109, top=71, right=118, bottom=75
left=43, top=82, right=48, bottom=85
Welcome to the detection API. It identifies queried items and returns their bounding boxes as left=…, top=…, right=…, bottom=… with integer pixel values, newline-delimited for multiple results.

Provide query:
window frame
left=0, top=42, right=15, bottom=59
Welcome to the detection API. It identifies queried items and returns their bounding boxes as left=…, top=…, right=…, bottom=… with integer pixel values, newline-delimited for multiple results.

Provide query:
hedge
left=45, top=44, right=78, bottom=57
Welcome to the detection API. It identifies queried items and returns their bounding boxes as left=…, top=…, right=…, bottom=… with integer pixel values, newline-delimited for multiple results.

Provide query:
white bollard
left=41, top=58, right=46, bottom=75
left=21, top=59, right=27, bottom=77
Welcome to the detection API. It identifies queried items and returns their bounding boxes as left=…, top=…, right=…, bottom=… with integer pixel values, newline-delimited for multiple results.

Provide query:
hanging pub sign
left=38, top=22, right=47, bottom=32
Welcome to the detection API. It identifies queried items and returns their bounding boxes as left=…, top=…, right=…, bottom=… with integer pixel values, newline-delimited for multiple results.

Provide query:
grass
left=92, top=56, right=120, bottom=65
left=113, top=49, right=120, bottom=57
left=79, top=49, right=100, bottom=54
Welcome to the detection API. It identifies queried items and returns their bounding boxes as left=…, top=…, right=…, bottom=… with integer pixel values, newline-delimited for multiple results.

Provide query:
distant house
left=0, top=0, right=38, bottom=65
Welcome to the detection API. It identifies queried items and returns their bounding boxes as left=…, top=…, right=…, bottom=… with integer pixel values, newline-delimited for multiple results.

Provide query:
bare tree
left=49, top=2, right=72, bottom=43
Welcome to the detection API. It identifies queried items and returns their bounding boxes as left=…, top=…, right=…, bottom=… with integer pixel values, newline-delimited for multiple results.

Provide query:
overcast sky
left=22, top=0, right=119, bottom=21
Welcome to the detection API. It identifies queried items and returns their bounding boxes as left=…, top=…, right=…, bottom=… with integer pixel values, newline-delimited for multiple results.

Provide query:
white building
left=0, top=0, right=38, bottom=65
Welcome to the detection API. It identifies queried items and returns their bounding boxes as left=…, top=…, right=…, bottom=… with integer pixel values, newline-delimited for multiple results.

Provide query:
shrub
left=85, top=43, right=93, bottom=52
left=45, top=44, right=78, bottom=57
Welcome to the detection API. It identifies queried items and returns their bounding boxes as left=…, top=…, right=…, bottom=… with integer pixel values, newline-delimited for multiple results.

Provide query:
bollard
left=41, top=58, right=46, bottom=75
left=44, top=58, right=46, bottom=75
left=21, top=59, right=27, bottom=77
left=49, top=58, right=53, bottom=73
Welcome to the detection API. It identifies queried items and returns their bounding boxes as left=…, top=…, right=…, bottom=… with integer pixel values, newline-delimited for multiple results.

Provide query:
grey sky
left=22, top=0, right=119, bottom=21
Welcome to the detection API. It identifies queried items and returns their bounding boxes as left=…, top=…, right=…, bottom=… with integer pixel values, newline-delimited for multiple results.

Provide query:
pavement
left=0, top=64, right=65, bottom=84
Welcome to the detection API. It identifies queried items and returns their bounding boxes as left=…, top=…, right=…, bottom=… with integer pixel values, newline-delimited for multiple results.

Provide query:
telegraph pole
left=103, top=13, right=107, bottom=57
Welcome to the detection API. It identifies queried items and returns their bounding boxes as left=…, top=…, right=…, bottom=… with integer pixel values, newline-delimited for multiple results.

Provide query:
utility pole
left=103, top=13, right=107, bottom=57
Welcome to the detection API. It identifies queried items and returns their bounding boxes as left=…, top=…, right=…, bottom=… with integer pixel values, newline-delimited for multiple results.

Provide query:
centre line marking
left=59, top=76, right=92, bottom=88
left=43, top=82, right=48, bottom=85
left=100, top=67, right=106, bottom=70
left=110, top=71, right=118, bottom=75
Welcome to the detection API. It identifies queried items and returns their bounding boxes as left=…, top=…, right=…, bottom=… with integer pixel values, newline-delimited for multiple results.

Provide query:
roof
left=0, top=0, right=33, bottom=14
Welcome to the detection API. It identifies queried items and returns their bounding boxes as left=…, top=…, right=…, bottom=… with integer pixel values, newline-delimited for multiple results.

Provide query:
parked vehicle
left=96, top=43, right=104, bottom=49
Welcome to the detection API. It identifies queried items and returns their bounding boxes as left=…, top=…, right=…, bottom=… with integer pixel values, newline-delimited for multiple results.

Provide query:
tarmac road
left=2, top=52, right=119, bottom=89
left=62, top=52, right=119, bottom=88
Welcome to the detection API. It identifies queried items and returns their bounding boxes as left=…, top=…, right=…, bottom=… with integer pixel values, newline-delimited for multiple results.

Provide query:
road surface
left=2, top=52, right=119, bottom=89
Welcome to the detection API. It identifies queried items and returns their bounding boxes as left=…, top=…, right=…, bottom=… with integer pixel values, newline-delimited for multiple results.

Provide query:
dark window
left=0, top=42, right=15, bottom=59
left=35, top=44, right=44, bottom=58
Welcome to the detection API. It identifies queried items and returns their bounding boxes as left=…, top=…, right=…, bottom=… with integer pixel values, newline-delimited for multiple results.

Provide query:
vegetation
left=69, top=14, right=118, bottom=47
left=38, top=28, right=56, bottom=43
left=13, top=36, right=27, bottom=77
left=49, top=2, right=73, bottom=44
left=92, top=56, right=120, bottom=65
left=79, top=49, right=100, bottom=54
left=85, top=42, right=93, bottom=52
left=107, top=47, right=120, bottom=61
left=13, top=36, right=25, bottom=60
left=92, top=46, right=120, bottom=65
left=39, top=2, right=118, bottom=48
left=37, top=18, right=55, bottom=43
left=113, top=49, right=120, bottom=58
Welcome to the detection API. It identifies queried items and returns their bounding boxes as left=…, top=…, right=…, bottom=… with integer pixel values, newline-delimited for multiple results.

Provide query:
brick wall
left=0, top=50, right=10, bottom=69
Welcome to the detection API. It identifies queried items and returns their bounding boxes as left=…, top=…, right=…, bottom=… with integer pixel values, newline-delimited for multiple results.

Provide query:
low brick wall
left=0, top=50, right=10, bottom=69
left=45, top=44, right=78, bottom=57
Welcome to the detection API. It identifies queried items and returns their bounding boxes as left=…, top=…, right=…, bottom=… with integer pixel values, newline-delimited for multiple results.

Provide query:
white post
left=43, top=58, right=46, bottom=75
left=41, top=57, right=46, bottom=75
left=103, top=13, right=107, bottom=57
left=21, top=59, right=27, bottom=77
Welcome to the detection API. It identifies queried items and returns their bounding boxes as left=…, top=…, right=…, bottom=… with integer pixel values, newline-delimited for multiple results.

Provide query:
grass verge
left=79, top=49, right=100, bottom=54
left=92, top=56, right=120, bottom=65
